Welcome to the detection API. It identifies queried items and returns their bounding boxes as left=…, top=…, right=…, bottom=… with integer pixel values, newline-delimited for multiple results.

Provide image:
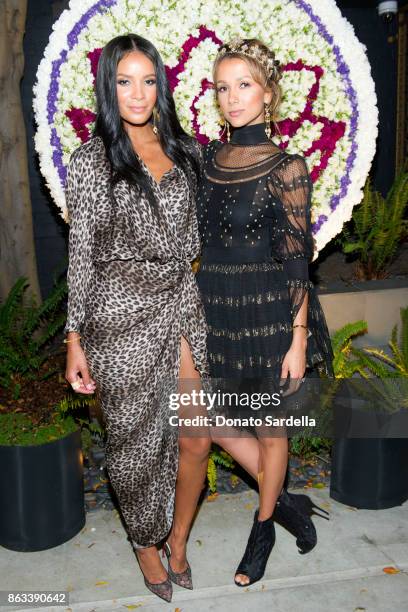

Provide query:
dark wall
left=22, top=0, right=402, bottom=297
left=22, top=0, right=68, bottom=299
left=340, top=1, right=399, bottom=197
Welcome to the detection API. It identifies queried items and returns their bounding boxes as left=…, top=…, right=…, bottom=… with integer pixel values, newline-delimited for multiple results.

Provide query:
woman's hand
left=280, top=333, right=307, bottom=395
left=65, top=335, right=96, bottom=394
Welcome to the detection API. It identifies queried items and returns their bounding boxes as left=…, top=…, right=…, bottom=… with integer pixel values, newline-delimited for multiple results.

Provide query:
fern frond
left=363, top=348, right=396, bottom=370
left=23, top=279, right=67, bottom=336
left=330, top=321, right=368, bottom=355
left=353, top=348, right=393, bottom=377
left=36, top=313, right=67, bottom=348
left=400, top=307, right=408, bottom=368
left=340, top=166, right=408, bottom=279
left=0, top=277, right=29, bottom=330
left=213, top=449, right=235, bottom=469
left=388, top=340, right=405, bottom=371
left=207, top=456, right=217, bottom=493
left=0, top=276, right=67, bottom=389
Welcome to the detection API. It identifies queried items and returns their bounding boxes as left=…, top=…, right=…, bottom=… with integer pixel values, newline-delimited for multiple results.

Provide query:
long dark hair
left=94, top=34, right=200, bottom=206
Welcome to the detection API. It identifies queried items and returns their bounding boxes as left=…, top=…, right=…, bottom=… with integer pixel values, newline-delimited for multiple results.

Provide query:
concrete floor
left=1, top=488, right=407, bottom=612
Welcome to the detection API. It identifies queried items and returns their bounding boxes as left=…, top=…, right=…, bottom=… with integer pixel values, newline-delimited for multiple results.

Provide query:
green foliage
left=338, top=163, right=408, bottom=279
left=0, top=392, right=101, bottom=446
left=0, top=276, right=67, bottom=398
left=59, top=394, right=105, bottom=455
left=0, top=411, right=78, bottom=446
left=317, top=310, right=408, bottom=438
left=207, top=446, right=235, bottom=494
left=338, top=307, right=408, bottom=413
left=0, top=276, right=103, bottom=448
left=351, top=306, right=408, bottom=378
left=289, top=436, right=332, bottom=459
left=330, top=320, right=370, bottom=378
left=207, top=456, right=217, bottom=494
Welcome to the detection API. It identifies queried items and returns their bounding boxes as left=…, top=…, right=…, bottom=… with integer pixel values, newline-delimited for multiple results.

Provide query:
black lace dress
left=195, top=122, right=334, bottom=387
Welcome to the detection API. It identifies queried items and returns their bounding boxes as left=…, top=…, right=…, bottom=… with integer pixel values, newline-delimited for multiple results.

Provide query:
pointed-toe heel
left=273, top=489, right=329, bottom=555
left=234, top=509, right=276, bottom=587
left=135, top=550, right=173, bottom=602
left=143, top=575, right=173, bottom=602
left=163, top=541, right=193, bottom=590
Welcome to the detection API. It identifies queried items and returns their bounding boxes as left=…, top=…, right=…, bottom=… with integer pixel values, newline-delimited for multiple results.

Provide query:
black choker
left=230, top=122, right=272, bottom=145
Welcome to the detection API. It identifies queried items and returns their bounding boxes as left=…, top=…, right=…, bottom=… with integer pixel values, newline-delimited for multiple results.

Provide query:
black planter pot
left=330, top=437, right=408, bottom=509
left=0, top=429, right=85, bottom=551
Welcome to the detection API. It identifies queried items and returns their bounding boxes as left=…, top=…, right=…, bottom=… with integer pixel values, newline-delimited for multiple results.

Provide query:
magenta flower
left=65, top=108, right=96, bottom=143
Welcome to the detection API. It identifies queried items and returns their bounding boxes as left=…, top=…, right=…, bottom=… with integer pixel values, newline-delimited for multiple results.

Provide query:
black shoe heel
left=234, top=509, right=276, bottom=587
left=273, top=489, right=329, bottom=555
left=295, top=493, right=330, bottom=520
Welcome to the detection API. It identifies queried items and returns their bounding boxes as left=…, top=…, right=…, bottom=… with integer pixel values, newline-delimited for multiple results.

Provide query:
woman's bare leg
left=257, top=435, right=288, bottom=519
left=166, top=336, right=211, bottom=572
left=135, top=546, right=168, bottom=583
left=211, top=428, right=288, bottom=585
left=211, top=433, right=260, bottom=479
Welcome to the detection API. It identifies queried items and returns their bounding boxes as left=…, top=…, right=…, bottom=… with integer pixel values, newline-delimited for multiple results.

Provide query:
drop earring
left=225, top=119, right=230, bottom=143
left=220, top=118, right=231, bottom=143
left=152, top=107, right=159, bottom=135
left=264, top=104, right=272, bottom=140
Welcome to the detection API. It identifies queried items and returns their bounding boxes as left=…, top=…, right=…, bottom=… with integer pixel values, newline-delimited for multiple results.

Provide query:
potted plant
left=337, top=162, right=408, bottom=280
left=0, top=277, right=98, bottom=551
left=329, top=307, right=408, bottom=509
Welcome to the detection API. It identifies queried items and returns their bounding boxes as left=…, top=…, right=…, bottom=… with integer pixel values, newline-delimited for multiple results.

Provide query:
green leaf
left=342, top=242, right=364, bottom=253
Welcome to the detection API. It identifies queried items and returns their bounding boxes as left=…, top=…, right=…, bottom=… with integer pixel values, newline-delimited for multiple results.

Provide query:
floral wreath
left=33, top=0, right=378, bottom=257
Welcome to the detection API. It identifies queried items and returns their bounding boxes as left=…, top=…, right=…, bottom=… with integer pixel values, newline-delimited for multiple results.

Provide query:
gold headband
left=216, top=38, right=282, bottom=83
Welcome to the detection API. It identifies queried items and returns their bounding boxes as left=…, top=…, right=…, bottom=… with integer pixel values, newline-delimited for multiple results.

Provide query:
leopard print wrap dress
left=64, top=136, right=208, bottom=548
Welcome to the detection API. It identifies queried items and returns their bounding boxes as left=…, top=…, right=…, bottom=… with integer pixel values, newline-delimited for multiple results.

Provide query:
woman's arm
left=64, top=145, right=97, bottom=394
left=268, top=155, right=314, bottom=380
left=64, top=146, right=96, bottom=334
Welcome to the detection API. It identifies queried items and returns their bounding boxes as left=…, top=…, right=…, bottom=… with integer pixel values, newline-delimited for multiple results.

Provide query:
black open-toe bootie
left=273, top=489, right=329, bottom=554
left=234, top=509, right=276, bottom=587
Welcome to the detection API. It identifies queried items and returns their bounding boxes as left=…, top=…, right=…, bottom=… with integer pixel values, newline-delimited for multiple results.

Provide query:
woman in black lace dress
left=196, top=38, right=334, bottom=587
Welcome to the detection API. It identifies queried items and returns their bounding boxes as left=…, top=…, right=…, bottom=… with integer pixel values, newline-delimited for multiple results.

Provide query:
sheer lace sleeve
left=63, top=145, right=96, bottom=334
left=193, top=139, right=204, bottom=174
left=184, top=139, right=203, bottom=262
left=267, top=154, right=315, bottom=321
left=184, top=137, right=204, bottom=187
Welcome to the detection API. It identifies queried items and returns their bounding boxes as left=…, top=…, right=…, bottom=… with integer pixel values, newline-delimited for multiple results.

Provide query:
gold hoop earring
left=264, top=104, right=272, bottom=140
left=152, top=107, right=159, bottom=135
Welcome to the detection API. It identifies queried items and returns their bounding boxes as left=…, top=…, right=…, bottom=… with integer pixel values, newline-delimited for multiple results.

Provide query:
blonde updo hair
left=213, top=38, right=282, bottom=137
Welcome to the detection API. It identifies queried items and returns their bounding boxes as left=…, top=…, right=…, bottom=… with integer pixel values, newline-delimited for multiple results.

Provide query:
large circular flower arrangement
left=33, top=0, right=378, bottom=255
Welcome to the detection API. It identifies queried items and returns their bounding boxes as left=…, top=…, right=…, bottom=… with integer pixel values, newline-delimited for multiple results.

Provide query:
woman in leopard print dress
left=64, top=35, right=210, bottom=602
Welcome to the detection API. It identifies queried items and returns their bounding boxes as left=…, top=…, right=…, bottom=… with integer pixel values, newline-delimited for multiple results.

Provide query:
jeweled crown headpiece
left=216, top=38, right=282, bottom=83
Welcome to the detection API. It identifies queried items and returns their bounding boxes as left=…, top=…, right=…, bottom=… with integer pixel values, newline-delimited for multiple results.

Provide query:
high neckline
left=230, top=122, right=273, bottom=145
